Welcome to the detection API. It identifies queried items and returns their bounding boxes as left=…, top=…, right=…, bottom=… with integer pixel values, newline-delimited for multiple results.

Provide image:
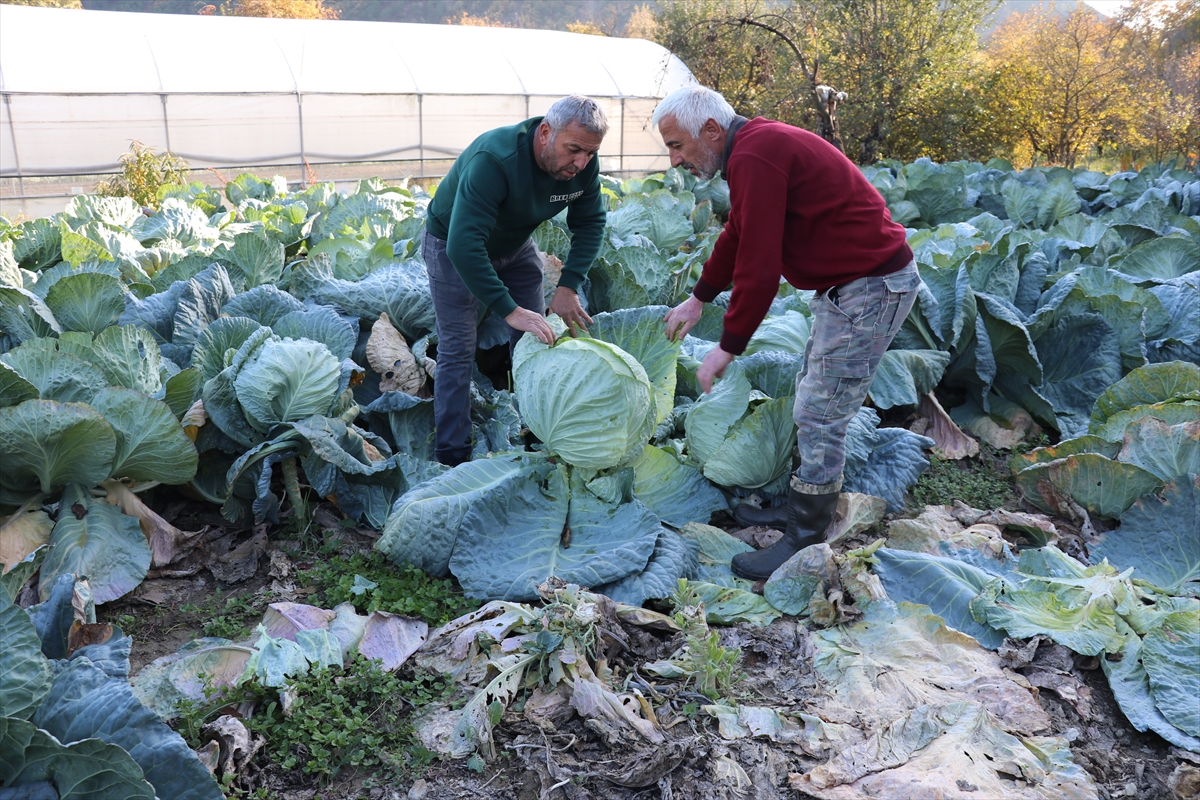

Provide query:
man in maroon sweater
left=656, top=85, right=919, bottom=580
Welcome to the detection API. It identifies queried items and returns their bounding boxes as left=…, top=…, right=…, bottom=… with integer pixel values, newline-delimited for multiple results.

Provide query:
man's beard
left=682, top=145, right=721, bottom=180
left=540, top=135, right=578, bottom=181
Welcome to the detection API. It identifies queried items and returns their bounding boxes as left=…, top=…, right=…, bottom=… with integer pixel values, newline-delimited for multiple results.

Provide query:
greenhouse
left=0, top=3, right=694, bottom=217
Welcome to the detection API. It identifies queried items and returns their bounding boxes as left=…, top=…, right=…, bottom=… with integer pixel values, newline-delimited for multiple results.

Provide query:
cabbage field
left=1, top=160, right=1198, bottom=800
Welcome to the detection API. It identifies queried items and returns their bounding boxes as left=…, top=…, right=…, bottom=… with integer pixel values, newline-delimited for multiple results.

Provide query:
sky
left=999, top=0, right=1130, bottom=16
left=1082, top=1, right=1130, bottom=15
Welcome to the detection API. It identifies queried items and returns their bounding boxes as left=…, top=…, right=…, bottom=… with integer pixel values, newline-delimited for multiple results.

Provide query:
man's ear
left=703, top=118, right=722, bottom=141
left=538, top=121, right=553, bottom=143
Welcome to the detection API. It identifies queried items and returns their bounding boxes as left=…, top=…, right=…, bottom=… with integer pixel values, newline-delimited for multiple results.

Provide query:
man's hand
left=506, top=306, right=556, bottom=345
left=549, top=287, right=593, bottom=337
left=664, top=296, right=704, bottom=342
left=697, top=347, right=736, bottom=393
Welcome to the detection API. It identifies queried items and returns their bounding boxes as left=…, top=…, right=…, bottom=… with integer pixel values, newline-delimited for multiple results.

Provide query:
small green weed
left=111, top=613, right=145, bottom=638
left=684, top=629, right=743, bottom=700
left=180, top=591, right=265, bottom=640
left=271, top=500, right=326, bottom=557
left=668, top=580, right=743, bottom=701
left=249, top=656, right=452, bottom=784
left=1011, top=430, right=1051, bottom=456
left=172, top=656, right=453, bottom=786
left=301, top=552, right=479, bottom=627
left=98, top=605, right=172, bottom=640
left=910, top=447, right=1016, bottom=510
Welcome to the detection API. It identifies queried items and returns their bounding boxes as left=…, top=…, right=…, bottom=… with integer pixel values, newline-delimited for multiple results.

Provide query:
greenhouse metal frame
left=0, top=5, right=694, bottom=216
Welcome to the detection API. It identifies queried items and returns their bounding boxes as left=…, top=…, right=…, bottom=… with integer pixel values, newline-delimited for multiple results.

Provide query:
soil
left=92, top=489, right=1198, bottom=800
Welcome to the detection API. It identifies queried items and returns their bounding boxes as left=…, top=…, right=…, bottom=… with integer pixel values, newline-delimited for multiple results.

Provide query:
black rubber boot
left=730, top=480, right=840, bottom=581
left=731, top=502, right=787, bottom=529
left=730, top=449, right=800, bottom=529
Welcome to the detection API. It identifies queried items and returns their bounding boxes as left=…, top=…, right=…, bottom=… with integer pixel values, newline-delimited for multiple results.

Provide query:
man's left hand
left=549, top=286, right=593, bottom=336
left=697, top=347, right=736, bottom=393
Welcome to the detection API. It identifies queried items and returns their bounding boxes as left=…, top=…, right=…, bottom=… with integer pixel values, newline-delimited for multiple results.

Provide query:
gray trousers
left=793, top=260, right=920, bottom=489
left=422, top=231, right=544, bottom=465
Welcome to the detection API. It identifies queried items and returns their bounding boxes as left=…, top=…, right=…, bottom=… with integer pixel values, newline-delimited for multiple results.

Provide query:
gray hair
left=651, top=85, right=736, bottom=137
left=544, top=95, right=609, bottom=137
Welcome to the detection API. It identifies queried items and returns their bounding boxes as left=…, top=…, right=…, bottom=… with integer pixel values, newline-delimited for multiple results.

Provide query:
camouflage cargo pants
left=793, top=260, right=920, bottom=491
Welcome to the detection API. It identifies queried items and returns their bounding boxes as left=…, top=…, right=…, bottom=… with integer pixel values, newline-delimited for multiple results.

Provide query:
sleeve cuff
left=490, top=296, right=519, bottom=319
left=692, top=276, right=722, bottom=303
left=719, top=330, right=752, bottom=356
left=556, top=270, right=585, bottom=293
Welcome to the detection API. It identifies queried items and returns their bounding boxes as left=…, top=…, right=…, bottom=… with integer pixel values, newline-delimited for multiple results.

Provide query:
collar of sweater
left=721, top=115, right=750, bottom=175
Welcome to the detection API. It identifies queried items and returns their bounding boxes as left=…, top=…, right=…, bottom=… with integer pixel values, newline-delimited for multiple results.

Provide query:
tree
left=2, top=0, right=84, bottom=7
left=623, top=4, right=657, bottom=39
left=653, top=0, right=847, bottom=151
left=1111, top=0, right=1200, bottom=167
left=651, top=0, right=1000, bottom=162
left=447, top=9, right=512, bottom=26
left=566, top=20, right=606, bottom=35
left=1159, top=48, right=1200, bottom=167
left=883, top=52, right=1023, bottom=164
left=986, top=5, right=1136, bottom=167
left=808, top=0, right=997, bottom=164
left=201, top=0, right=338, bottom=18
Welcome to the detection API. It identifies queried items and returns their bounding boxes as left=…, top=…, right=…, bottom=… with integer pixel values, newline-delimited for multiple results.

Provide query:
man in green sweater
left=423, top=95, right=609, bottom=466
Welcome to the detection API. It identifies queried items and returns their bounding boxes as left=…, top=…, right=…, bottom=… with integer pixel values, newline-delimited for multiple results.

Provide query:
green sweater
left=426, top=117, right=606, bottom=318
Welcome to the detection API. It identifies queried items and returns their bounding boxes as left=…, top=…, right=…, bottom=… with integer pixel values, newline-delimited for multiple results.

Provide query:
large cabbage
left=683, top=369, right=795, bottom=491
left=513, top=328, right=655, bottom=470
left=201, top=329, right=357, bottom=446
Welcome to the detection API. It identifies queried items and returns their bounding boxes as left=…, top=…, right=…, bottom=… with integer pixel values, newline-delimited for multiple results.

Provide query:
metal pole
left=160, top=94, right=172, bottom=153
left=418, top=93, right=424, bottom=178
left=3, top=94, right=26, bottom=198
left=619, top=97, right=626, bottom=174
left=296, top=91, right=307, bottom=188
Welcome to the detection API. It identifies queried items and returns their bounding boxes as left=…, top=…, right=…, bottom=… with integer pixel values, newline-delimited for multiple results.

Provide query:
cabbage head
left=683, top=369, right=795, bottom=491
left=514, top=332, right=655, bottom=470
left=201, top=329, right=358, bottom=447
left=233, top=336, right=344, bottom=431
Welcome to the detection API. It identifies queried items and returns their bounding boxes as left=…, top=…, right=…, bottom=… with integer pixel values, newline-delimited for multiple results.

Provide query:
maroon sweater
left=692, top=118, right=913, bottom=355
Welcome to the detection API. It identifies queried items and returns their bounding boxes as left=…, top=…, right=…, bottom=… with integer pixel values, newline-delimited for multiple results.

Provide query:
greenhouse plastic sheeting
left=0, top=5, right=695, bottom=177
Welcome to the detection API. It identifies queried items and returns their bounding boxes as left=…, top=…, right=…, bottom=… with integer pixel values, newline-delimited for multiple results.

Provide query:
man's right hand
left=664, top=295, right=704, bottom=342
left=506, top=306, right=556, bottom=345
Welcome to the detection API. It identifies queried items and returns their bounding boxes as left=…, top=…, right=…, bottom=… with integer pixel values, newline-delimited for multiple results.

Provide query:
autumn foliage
left=986, top=1, right=1198, bottom=169
left=198, top=0, right=338, bottom=20
left=655, top=0, right=1199, bottom=169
